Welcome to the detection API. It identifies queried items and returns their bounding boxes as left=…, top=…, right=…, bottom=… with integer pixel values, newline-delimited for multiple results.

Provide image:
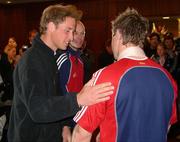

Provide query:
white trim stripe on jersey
left=73, top=106, right=88, bottom=122
left=93, top=68, right=104, bottom=84
left=56, top=53, right=68, bottom=70
left=73, top=68, right=105, bottom=122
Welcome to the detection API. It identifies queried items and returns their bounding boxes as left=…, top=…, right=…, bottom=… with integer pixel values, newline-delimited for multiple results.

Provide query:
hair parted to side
left=112, top=8, right=149, bottom=48
left=40, top=4, right=83, bottom=34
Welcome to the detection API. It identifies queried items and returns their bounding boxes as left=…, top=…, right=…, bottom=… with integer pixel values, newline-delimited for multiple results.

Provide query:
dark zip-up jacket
left=8, top=35, right=80, bottom=142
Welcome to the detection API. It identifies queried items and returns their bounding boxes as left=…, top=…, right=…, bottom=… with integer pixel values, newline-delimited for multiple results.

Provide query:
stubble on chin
left=58, top=44, right=68, bottom=50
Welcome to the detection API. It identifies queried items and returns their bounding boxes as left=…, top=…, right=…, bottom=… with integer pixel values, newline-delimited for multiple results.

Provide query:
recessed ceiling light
left=162, top=17, right=170, bottom=19
left=6, top=1, right=12, bottom=4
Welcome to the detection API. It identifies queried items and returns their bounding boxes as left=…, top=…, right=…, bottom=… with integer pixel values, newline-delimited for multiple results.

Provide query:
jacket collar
left=32, top=34, right=55, bottom=57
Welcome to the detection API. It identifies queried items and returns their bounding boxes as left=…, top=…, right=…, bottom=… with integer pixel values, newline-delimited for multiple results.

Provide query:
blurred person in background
left=4, top=37, right=17, bottom=54
left=144, top=32, right=161, bottom=57
left=98, top=39, right=114, bottom=69
left=0, top=43, right=16, bottom=142
left=0, top=37, right=17, bottom=102
left=151, top=42, right=174, bottom=72
left=27, top=29, right=38, bottom=48
left=80, top=39, right=96, bottom=84
left=163, top=33, right=178, bottom=80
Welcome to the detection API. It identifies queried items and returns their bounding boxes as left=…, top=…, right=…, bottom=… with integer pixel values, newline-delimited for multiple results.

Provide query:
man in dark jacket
left=7, top=4, right=114, bottom=142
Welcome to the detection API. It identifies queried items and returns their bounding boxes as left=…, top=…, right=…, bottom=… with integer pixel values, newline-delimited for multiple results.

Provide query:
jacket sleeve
left=16, top=60, right=80, bottom=123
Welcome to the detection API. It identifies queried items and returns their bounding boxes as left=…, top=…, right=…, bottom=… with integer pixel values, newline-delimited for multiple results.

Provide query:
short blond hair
left=40, top=4, right=83, bottom=34
left=112, top=8, right=149, bottom=48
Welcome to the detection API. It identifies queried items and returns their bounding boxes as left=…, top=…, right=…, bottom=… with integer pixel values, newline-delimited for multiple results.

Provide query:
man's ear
left=116, top=30, right=122, bottom=40
left=47, top=22, right=56, bottom=32
left=116, top=31, right=123, bottom=44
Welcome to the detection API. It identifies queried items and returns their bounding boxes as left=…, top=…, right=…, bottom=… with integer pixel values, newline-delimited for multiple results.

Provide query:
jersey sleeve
left=73, top=69, right=106, bottom=133
left=74, top=102, right=106, bottom=133
left=56, top=52, right=70, bottom=94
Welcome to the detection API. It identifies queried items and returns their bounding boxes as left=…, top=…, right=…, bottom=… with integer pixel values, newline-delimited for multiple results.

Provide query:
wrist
left=77, top=93, right=83, bottom=108
left=63, top=126, right=71, bottom=130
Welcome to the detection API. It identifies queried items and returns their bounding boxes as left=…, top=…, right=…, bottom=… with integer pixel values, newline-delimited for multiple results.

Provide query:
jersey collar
left=118, top=46, right=147, bottom=60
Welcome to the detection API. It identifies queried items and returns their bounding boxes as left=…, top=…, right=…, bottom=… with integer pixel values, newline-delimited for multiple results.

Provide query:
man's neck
left=69, top=44, right=78, bottom=51
left=117, top=46, right=147, bottom=61
left=40, top=34, right=57, bottom=52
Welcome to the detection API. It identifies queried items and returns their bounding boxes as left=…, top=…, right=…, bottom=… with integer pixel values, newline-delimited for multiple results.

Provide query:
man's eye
left=64, top=29, right=70, bottom=33
left=74, top=32, right=85, bottom=36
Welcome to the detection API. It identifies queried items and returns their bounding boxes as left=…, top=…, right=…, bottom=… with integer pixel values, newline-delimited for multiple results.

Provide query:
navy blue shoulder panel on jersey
left=115, top=66, right=174, bottom=142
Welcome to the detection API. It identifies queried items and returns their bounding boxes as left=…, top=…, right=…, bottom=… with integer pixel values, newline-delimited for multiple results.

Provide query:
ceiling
left=0, top=0, right=56, bottom=4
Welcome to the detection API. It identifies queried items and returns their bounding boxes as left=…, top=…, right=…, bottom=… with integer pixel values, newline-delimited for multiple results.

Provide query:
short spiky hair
left=40, top=4, right=83, bottom=34
left=112, top=8, right=149, bottom=48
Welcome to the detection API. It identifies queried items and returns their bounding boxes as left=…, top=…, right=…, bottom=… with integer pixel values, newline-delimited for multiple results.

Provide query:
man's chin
left=59, top=46, right=68, bottom=50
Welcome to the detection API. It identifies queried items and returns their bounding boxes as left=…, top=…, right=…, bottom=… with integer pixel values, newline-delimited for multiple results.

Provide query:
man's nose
left=69, top=32, right=74, bottom=42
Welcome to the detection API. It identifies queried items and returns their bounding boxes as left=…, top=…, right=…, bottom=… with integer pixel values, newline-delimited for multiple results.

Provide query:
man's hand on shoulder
left=77, top=77, right=114, bottom=106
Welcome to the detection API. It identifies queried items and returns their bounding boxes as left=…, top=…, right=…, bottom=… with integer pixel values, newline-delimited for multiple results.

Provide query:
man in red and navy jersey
left=72, top=8, right=178, bottom=142
left=56, top=21, right=86, bottom=141
left=56, top=21, right=85, bottom=95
